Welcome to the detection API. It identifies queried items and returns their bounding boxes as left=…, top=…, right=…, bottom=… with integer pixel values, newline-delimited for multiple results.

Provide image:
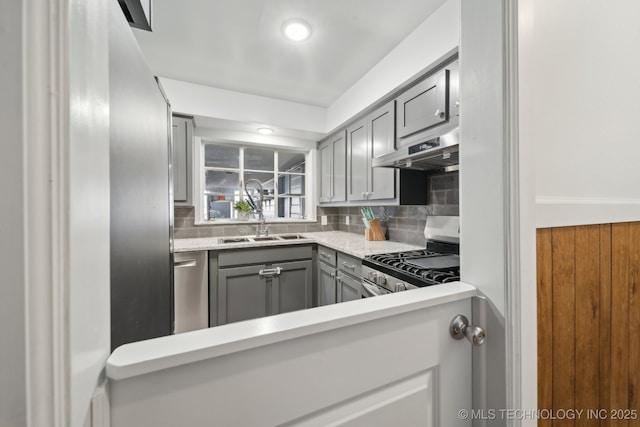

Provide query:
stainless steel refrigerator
left=109, top=6, right=173, bottom=351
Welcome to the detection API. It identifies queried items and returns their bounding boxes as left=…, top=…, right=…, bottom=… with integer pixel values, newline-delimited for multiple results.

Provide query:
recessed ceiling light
left=282, top=19, right=312, bottom=41
left=257, top=127, right=274, bottom=135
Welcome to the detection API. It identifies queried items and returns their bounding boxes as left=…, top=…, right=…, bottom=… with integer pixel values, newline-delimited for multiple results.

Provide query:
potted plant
left=234, top=199, right=253, bottom=221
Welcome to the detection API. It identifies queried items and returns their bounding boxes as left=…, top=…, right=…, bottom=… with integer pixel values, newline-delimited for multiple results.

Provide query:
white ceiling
left=134, top=0, right=446, bottom=107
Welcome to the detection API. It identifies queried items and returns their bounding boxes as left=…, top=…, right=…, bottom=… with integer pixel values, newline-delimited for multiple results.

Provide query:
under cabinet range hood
left=372, top=124, right=459, bottom=171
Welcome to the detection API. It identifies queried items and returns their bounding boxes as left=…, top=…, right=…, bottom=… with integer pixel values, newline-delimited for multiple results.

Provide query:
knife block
left=365, top=219, right=386, bottom=241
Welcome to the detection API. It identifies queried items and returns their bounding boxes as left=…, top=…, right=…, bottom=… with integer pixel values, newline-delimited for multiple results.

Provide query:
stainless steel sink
left=219, top=237, right=251, bottom=244
left=277, top=234, right=310, bottom=240
left=218, top=234, right=312, bottom=244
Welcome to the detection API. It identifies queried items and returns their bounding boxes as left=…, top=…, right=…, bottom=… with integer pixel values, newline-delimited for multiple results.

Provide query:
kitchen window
left=194, top=141, right=314, bottom=223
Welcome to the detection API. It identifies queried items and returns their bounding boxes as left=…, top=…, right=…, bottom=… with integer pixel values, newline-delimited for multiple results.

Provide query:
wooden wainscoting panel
left=599, top=224, right=612, bottom=427
left=628, top=223, right=640, bottom=424
left=537, top=227, right=553, bottom=427
left=611, top=223, right=630, bottom=427
left=575, top=225, right=600, bottom=426
left=551, top=226, right=576, bottom=427
left=537, top=222, right=640, bottom=427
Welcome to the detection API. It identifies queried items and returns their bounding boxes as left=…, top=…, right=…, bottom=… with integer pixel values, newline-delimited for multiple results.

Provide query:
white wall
left=325, top=0, right=460, bottom=131
left=519, top=0, right=640, bottom=228
left=69, top=0, right=112, bottom=426
left=160, top=78, right=327, bottom=134
left=0, top=1, right=27, bottom=425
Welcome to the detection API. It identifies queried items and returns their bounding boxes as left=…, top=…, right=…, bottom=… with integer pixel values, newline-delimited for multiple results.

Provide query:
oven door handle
left=362, top=281, right=385, bottom=298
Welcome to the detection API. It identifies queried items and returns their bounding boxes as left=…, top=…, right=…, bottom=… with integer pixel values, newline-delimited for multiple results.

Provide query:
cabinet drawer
left=317, top=246, right=337, bottom=267
left=218, top=245, right=313, bottom=267
left=337, top=252, right=362, bottom=278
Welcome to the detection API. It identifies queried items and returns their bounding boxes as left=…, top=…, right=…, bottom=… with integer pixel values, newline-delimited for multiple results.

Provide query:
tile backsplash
left=175, top=170, right=458, bottom=246
left=174, top=206, right=339, bottom=239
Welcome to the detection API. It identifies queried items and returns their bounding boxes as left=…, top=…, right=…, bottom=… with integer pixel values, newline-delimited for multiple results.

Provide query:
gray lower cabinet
left=318, top=262, right=337, bottom=306
left=272, top=260, right=313, bottom=314
left=213, top=246, right=313, bottom=326
left=317, top=246, right=362, bottom=305
left=218, top=264, right=269, bottom=324
left=337, top=273, right=361, bottom=303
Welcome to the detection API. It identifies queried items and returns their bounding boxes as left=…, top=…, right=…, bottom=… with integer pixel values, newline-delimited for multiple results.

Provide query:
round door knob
left=434, top=109, right=446, bottom=119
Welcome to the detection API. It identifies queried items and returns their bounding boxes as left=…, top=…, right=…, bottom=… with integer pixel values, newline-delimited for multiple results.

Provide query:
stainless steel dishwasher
left=173, top=251, right=209, bottom=333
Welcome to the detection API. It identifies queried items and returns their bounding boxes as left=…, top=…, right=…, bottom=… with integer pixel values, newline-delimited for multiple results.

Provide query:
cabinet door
left=318, top=141, right=332, bottom=203
left=218, top=264, right=269, bottom=325
left=346, top=119, right=368, bottom=201
left=395, top=69, right=449, bottom=142
left=318, top=262, right=337, bottom=306
left=337, top=273, right=362, bottom=303
left=367, top=101, right=396, bottom=200
left=272, top=260, right=312, bottom=315
left=330, top=131, right=347, bottom=202
left=171, top=116, right=193, bottom=205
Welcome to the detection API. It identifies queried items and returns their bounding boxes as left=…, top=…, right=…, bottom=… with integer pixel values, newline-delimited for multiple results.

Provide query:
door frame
left=14, top=0, right=536, bottom=425
left=504, top=0, right=537, bottom=423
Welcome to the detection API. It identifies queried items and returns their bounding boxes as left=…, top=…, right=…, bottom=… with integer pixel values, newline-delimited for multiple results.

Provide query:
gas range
left=361, top=216, right=460, bottom=297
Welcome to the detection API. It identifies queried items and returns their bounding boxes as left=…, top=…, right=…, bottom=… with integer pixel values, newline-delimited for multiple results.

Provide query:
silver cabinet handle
left=330, top=273, right=335, bottom=279
left=341, top=261, right=356, bottom=270
left=320, top=252, right=332, bottom=259
left=259, top=267, right=282, bottom=277
left=434, top=109, right=445, bottom=119
left=174, top=260, right=197, bottom=268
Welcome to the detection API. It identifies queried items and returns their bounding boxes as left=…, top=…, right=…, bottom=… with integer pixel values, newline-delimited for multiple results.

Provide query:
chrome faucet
left=244, top=178, right=269, bottom=237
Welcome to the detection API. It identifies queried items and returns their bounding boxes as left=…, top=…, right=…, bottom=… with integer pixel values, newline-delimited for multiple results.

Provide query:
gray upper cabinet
left=346, top=120, right=368, bottom=201
left=395, top=65, right=452, bottom=147
left=347, top=101, right=396, bottom=202
left=318, top=131, right=346, bottom=203
left=367, top=102, right=396, bottom=200
left=172, top=115, right=194, bottom=205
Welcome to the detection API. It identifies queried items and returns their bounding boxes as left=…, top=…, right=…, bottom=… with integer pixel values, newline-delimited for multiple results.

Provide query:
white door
left=108, top=284, right=478, bottom=427
left=108, top=1, right=514, bottom=426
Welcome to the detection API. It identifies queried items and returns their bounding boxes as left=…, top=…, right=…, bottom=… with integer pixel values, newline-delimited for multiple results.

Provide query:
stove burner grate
left=364, top=249, right=460, bottom=287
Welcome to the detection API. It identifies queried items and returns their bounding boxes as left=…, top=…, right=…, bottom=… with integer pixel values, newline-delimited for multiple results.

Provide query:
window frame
left=193, top=137, right=317, bottom=225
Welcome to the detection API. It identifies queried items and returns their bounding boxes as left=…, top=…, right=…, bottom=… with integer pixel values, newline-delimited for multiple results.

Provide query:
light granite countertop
left=174, top=231, right=424, bottom=259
